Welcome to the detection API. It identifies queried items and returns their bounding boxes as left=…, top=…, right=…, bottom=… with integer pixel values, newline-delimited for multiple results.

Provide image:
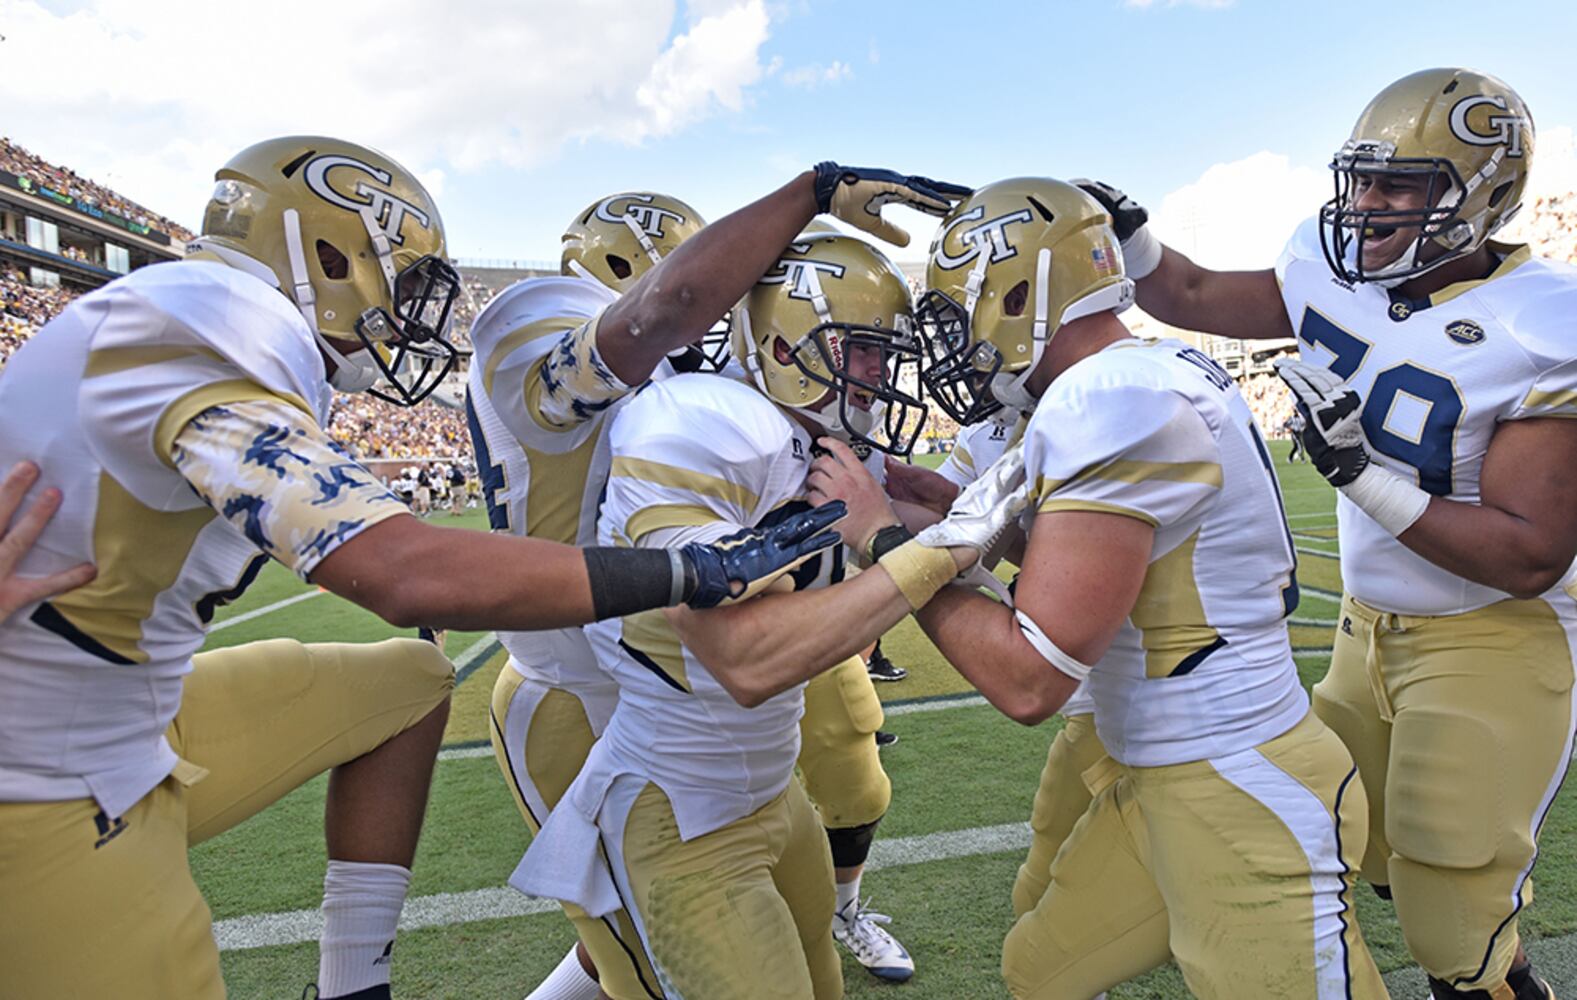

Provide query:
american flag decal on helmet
left=1090, top=245, right=1120, bottom=276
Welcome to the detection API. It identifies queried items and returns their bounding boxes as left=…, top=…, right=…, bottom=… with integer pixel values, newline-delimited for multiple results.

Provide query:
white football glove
left=1274, top=358, right=1430, bottom=537
left=915, top=442, right=1030, bottom=559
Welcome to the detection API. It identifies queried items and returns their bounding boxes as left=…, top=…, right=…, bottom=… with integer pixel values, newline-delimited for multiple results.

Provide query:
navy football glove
left=1071, top=179, right=1149, bottom=241
left=812, top=162, right=971, bottom=247
left=681, top=500, right=847, bottom=609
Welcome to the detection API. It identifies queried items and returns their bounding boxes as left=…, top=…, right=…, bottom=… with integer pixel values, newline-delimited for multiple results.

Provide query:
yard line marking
left=214, top=821, right=1035, bottom=951
left=209, top=590, right=325, bottom=632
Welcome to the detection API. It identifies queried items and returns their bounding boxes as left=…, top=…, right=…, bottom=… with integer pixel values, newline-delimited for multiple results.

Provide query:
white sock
left=524, top=945, right=601, bottom=1000
left=318, top=860, right=411, bottom=998
left=836, top=873, right=861, bottom=916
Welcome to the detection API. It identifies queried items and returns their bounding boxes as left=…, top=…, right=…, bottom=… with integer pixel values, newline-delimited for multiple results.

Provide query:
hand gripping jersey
left=0, top=261, right=406, bottom=820
left=1026, top=339, right=1308, bottom=766
left=465, top=275, right=640, bottom=716
left=940, top=416, right=1097, bottom=719
left=1279, top=217, right=1577, bottom=615
left=517, top=373, right=884, bottom=913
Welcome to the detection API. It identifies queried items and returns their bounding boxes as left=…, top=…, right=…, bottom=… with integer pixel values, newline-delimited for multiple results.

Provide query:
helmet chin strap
left=1359, top=174, right=1480, bottom=289
left=565, top=257, right=611, bottom=288
left=280, top=207, right=382, bottom=393
left=621, top=215, right=664, bottom=266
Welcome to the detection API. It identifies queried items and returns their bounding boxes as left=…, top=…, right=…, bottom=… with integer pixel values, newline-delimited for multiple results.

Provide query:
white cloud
left=781, top=60, right=852, bottom=88
left=0, top=0, right=772, bottom=227
left=1149, top=151, right=1328, bottom=270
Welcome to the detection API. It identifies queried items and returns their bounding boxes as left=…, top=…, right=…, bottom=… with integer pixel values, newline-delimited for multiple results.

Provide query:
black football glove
left=681, top=500, right=847, bottom=609
left=1070, top=179, right=1149, bottom=241
left=1275, top=359, right=1371, bottom=487
left=812, top=162, right=971, bottom=247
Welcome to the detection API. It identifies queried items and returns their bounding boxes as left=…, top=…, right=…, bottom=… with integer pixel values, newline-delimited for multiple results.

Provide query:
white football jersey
left=465, top=275, right=635, bottom=707
left=0, top=261, right=335, bottom=818
left=1278, top=217, right=1577, bottom=615
left=1026, top=338, right=1308, bottom=767
left=935, top=417, right=1014, bottom=488
left=585, top=373, right=885, bottom=839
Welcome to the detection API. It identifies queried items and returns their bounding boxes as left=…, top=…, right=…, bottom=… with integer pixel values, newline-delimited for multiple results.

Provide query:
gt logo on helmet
left=594, top=194, right=686, bottom=238
left=1449, top=95, right=1528, bottom=157
left=933, top=207, right=1034, bottom=271
left=759, top=257, right=847, bottom=302
left=303, top=154, right=432, bottom=246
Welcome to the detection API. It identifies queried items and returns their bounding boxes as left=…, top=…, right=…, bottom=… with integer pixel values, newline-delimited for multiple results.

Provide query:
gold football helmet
left=732, top=233, right=925, bottom=455
left=1320, top=68, right=1534, bottom=285
left=917, top=178, right=1133, bottom=422
left=196, top=136, right=459, bottom=405
left=561, top=192, right=706, bottom=293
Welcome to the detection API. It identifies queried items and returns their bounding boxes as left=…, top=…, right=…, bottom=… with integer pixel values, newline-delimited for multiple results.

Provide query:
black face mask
left=915, top=289, right=1004, bottom=425
left=787, top=322, right=928, bottom=458
left=354, top=255, right=462, bottom=406
left=1317, top=147, right=1474, bottom=285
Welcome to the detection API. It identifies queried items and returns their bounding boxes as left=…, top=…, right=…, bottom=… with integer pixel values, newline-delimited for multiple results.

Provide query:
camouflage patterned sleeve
left=169, top=399, right=412, bottom=578
left=527, top=313, right=634, bottom=430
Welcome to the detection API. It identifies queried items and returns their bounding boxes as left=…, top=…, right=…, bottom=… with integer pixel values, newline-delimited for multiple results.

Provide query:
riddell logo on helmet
left=1448, top=95, right=1528, bottom=157
left=595, top=194, right=686, bottom=238
left=932, top=207, right=1034, bottom=271
left=303, top=154, right=432, bottom=246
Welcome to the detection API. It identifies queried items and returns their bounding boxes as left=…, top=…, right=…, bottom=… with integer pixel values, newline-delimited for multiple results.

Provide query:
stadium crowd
left=0, top=266, right=75, bottom=366
left=0, top=138, right=196, bottom=243
left=327, top=394, right=472, bottom=461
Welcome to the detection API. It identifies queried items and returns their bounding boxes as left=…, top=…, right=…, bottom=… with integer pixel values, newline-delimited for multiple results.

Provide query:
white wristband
left=1340, top=462, right=1431, bottom=537
left=1121, top=225, right=1163, bottom=281
left=1015, top=609, right=1093, bottom=683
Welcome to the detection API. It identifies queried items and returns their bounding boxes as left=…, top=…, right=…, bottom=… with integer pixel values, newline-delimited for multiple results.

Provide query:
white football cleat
left=832, top=897, right=914, bottom=982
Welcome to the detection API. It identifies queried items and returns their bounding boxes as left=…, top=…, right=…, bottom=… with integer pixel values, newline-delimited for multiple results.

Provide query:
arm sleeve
left=1025, top=382, right=1222, bottom=529
left=169, top=400, right=411, bottom=578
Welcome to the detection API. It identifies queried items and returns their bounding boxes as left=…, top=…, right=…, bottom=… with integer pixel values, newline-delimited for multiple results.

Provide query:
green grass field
left=194, top=444, right=1577, bottom=998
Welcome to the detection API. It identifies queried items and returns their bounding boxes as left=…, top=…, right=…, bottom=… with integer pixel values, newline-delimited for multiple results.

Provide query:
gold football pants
left=602, top=779, right=842, bottom=1000
left=1001, top=710, right=1388, bottom=999
left=490, top=665, right=660, bottom=1000
left=0, top=637, right=453, bottom=1000
left=797, top=655, right=891, bottom=832
left=1315, top=592, right=1577, bottom=993
left=1010, top=713, right=1106, bottom=918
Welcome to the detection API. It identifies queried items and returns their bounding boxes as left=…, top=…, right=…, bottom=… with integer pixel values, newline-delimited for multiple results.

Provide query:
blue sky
left=4, top=0, right=1575, bottom=265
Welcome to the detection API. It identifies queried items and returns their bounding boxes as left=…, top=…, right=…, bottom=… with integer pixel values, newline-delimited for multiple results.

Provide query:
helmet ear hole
left=1488, top=181, right=1514, bottom=209
left=773, top=336, right=795, bottom=366
left=606, top=254, right=633, bottom=280
left=1003, top=280, right=1030, bottom=317
left=316, top=240, right=350, bottom=280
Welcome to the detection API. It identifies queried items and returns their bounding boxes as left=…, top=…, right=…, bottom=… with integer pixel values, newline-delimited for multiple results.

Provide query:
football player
left=669, top=179, right=1392, bottom=998
left=471, top=190, right=706, bottom=1000
left=0, top=137, right=846, bottom=1000
left=513, top=228, right=969, bottom=999
left=473, top=173, right=949, bottom=1000
left=1082, top=68, right=1577, bottom=1000
left=0, top=461, right=96, bottom=623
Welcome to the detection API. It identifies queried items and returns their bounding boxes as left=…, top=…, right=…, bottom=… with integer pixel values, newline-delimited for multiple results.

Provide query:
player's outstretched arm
left=1280, top=359, right=1577, bottom=597
left=0, top=461, right=96, bottom=622
left=916, top=508, right=1151, bottom=725
left=596, top=163, right=970, bottom=385
left=311, top=504, right=844, bottom=632
left=1074, top=179, right=1293, bottom=342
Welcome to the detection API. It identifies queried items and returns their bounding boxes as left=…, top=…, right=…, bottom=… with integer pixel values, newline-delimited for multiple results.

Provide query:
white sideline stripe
left=208, top=589, right=325, bottom=631
left=452, top=634, right=498, bottom=671
left=213, top=822, right=1033, bottom=951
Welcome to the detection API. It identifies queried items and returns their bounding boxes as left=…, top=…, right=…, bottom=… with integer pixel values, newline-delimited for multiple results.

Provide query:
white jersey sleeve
left=1028, top=379, right=1222, bottom=528
left=936, top=419, right=1014, bottom=488
left=1505, top=280, right=1577, bottom=421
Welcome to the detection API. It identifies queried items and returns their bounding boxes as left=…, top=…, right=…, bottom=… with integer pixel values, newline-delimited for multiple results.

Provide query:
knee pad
left=826, top=820, right=880, bottom=869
